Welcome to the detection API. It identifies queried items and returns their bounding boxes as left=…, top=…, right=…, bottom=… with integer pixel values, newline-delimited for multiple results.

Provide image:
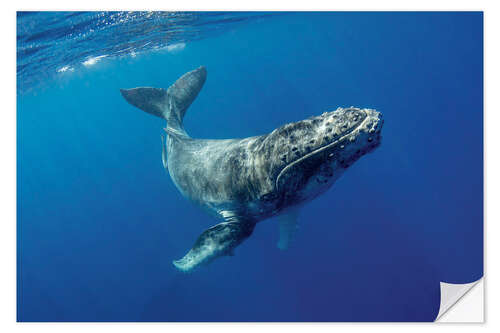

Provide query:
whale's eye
left=261, top=192, right=277, bottom=202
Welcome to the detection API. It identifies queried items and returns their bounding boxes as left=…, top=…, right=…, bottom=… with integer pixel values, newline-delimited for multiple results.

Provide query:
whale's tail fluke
left=120, top=66, right=207, bottom=131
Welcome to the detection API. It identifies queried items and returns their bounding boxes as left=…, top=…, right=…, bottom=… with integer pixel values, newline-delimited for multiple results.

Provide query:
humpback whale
left=120, top=66, right=383, bottom=272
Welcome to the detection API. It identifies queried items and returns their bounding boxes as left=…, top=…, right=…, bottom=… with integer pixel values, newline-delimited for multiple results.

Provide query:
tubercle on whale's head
left=263, top=107, right=383, bottom=205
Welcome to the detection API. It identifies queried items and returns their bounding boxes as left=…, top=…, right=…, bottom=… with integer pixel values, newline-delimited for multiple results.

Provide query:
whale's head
left=262, top=107, right=383, bottom=206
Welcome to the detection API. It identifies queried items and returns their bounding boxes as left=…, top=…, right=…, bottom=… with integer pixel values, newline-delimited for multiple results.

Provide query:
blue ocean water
left=17, top=12, right=483, bottom=322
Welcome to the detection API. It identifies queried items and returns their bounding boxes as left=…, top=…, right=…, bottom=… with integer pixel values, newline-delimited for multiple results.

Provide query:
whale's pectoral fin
left=277, top=207, right=301, bottom=250
left=173, top=221, right=255, bottom=273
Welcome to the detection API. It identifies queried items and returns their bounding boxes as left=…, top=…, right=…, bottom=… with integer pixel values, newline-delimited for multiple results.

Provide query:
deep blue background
left=17, top=12, right=483, bottom=321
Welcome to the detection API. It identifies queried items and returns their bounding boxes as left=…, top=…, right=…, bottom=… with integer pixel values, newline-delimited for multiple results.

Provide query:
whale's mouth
left=283, top=110, right=367, bottom=163
left=275, top=108, right=382, bottom=191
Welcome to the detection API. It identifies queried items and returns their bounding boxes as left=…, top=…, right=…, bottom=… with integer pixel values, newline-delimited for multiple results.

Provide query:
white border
left=3, top=0, right=497, bottom=331
left=437, top=279, right=484, bottom=322
left=11, top=0, right=491, bottom=11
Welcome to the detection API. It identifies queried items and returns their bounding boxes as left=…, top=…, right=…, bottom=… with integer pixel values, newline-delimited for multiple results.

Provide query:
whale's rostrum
left=120, top=66, right=383, bottom=272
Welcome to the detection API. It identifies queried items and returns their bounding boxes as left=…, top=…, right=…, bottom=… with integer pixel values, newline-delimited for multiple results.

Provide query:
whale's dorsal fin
left=277, top=207, right=301, bottom=250
left=120, top=66, right=207, bottom=132
left=163, top=126, right=189, bottom=140
left=160, top=134, right=168, bottom=171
